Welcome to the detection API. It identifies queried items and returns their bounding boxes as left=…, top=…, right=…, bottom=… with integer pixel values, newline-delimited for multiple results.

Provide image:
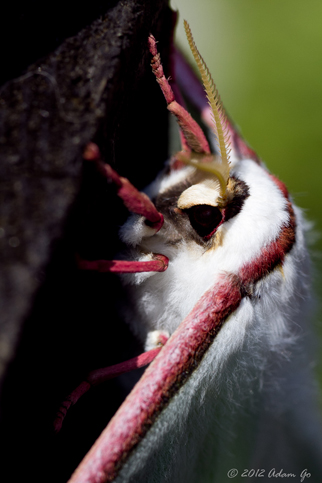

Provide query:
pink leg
left=148, top=35, right=210, bottom=155
left=80, top=143, right=167, bottom=274
left=76, top=254, right=168, bottom=273
left=54, top=346, right=165, bottom=433
left=77, top=143, right=169, bottom=273
left=54, top=145, right=170, bottom=433
left=83, top=143, right=164, bottom=232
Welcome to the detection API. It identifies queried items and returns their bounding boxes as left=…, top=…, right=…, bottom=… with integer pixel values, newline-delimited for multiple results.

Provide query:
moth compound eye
left=191, top=205, right=219, bottom=226
left=187, top=204, right=223, bottom=238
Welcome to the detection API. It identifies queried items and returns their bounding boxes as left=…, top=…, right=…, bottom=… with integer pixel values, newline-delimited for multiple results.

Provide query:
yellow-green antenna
left=183, top=20, right=231, bottom=196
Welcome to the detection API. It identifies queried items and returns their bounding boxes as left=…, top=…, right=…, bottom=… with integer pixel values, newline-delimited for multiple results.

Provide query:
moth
left=63, top=20, right=322, bottom=483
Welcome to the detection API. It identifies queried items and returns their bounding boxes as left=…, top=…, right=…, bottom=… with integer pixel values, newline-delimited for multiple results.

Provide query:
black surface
left=0, top=1, right=119, bottom=87
left=0, top=1, right=173, bottom=481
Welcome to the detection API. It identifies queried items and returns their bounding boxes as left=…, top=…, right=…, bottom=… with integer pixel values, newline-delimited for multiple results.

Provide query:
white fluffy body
left=117, top=158, right=322, bottom=482
left=120, top=160, right=289, bottom=344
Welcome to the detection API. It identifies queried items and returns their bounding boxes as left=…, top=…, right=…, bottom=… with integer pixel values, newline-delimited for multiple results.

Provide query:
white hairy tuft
left=144, top=330, right=169, bottom=351
left=115, top=156, right=322, bottom=482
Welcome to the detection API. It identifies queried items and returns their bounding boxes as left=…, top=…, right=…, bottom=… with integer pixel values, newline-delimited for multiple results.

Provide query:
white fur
left=115, top=158, right=322, bottom=482
left=119, top=160, right=289, bottom=343
left=145, top=330, right=169, bottom=351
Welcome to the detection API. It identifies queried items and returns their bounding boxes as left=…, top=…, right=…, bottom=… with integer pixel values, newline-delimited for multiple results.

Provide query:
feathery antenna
left=183, top=20, right=231, bottom=196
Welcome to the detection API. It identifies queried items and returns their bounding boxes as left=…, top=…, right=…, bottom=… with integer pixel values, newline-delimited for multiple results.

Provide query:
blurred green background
left=171, top=0, right=322, bottom=385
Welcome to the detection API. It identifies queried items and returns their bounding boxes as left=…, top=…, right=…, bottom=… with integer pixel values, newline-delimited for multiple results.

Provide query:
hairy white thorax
left=116, top=153, right=322, bottom=482
left=120, top=158, right=291, bottom=346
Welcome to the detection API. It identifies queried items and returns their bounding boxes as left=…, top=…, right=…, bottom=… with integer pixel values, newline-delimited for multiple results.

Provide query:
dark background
left=0, top=1, right=173, bottom=481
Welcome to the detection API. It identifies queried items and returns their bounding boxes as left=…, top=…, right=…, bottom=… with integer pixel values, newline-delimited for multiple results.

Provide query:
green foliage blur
left=172, top=0, right=322, bottom=382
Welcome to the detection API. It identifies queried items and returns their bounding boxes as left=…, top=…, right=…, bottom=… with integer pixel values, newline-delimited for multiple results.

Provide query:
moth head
left=142, top=20, right=235, bottom=248
left=176, top=170, right=236, bottom=239
left=121, top=22, right=243, bottom=252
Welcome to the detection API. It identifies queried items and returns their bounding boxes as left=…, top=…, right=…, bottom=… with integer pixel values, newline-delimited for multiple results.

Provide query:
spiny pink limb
left=54, top=381, right=91, bottom=434
left=148, top=35, right=175, bottom=105
left=173, top=48, right=261, bottom=164
left=67, top=275, right=242, bottom=483
left=167, top=13, right=191, bottom=156
left=83, top=143, right=164, bottom=231
left=148, top=35, right=210, bottom=155
left=54, top=347, right=163, bottom=434
left=167, top=101, right=210, bottom=154
left=73, top=202, right=295, bottom=481
left=67, top=178, right=296, bottom=483
left=77, top=254, right=169, bottom=273
left=87, top=347, right=164, bottom=385
left=118, top=176, right=164, bottom=230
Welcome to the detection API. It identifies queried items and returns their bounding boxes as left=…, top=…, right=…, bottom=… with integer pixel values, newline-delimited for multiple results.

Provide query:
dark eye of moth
left=187, top=204, right=223, bottom=238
